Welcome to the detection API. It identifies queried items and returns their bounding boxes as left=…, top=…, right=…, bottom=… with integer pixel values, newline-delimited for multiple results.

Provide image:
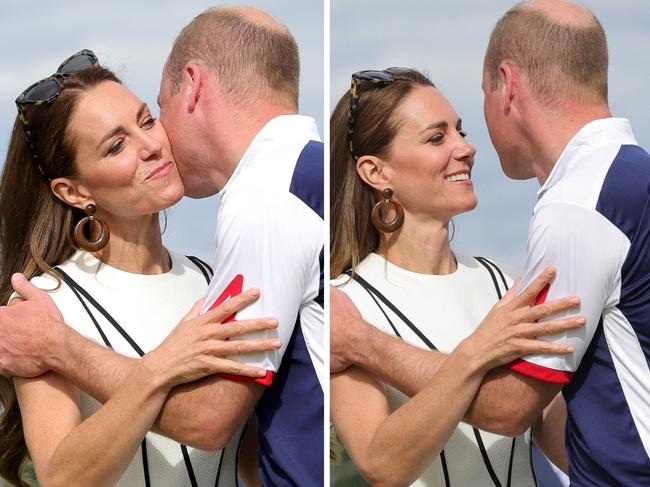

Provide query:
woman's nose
left=139, top=132, right=163, bottom=161
left=453, top=136, right=476, bottom=162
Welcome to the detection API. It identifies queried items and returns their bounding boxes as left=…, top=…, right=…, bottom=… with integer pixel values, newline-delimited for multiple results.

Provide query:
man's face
left=158, top=65, right=215, bottom=198
left=482, top=69, right=527, bottom=180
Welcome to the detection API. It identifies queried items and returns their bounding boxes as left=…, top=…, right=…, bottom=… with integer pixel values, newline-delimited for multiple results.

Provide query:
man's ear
left=50, top=177, right=93, bottom=210
left=184, top=63, right=204, bottom=113
left=356, top=155, right=392, bottom=192
left=499, top=61, right=519, bottom=115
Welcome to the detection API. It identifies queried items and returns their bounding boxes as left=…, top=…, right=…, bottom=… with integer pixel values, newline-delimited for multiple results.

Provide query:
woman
left=330, top=68, right=579, bottom=486
left=0, top=50, right=274, bottom=487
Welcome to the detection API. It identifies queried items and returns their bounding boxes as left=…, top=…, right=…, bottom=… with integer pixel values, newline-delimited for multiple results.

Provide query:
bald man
left=331, top=1, right=650, bottom=484
left=0, top=6, right=324, bottom=487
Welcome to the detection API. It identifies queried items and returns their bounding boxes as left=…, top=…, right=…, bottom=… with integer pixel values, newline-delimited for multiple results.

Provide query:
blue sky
left=0, top=0, right=323, bottom=264
left=1, top=1, right=648, bottom=273
left=331, top=0, right=650, bottom=272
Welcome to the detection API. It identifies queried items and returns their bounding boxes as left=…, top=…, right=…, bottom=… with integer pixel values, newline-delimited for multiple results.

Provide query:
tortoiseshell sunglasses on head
left=15, top=49, right=99, bottom=178
left=347, top=67, right=413, bottom=160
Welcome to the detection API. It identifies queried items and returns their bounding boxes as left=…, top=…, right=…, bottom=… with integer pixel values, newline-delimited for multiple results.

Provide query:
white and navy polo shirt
left=508, top=118, right=650, bottom=485
left=201, top=115, right=324, bottom=486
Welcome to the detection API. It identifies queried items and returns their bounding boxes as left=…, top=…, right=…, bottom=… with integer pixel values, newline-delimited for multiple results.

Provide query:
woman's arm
left=12, top=295, right=263, bottom=487
left=533, top=392, right=568, bottom=473
left=15, top=357, right=169, bottom=487
left=331, top=279, right=583, bottom=487
left=331, top=341, right=487, bottom=487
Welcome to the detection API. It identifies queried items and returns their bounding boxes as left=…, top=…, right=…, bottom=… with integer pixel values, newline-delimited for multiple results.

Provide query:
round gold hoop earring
left=371, top=188, right=404, bottom=233
left=74, top=204, right=110, bottom=252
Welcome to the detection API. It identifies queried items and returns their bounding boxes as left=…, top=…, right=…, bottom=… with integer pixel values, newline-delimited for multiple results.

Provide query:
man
left=331, top=0, right=650, bottom=484
left=0, top=6, right=324, bottom=487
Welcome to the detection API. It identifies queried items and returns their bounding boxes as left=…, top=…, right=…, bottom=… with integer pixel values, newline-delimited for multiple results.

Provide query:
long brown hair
left=0, top=66, right=121, bottom=486
left=330, top=68, right=435, bottom=278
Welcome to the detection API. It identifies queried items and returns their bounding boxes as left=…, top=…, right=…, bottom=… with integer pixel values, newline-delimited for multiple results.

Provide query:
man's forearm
left=352, top=325, right=560, bottom=436
left=155, top=376, right=261, bottom=450
left=349, top=324, right=447, bottom=397
left=53, top=327, right=136, bottom=403
left=54, top=327, right=261, bottom=450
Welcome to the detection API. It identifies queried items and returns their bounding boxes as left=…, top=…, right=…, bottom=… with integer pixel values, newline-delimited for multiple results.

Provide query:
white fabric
left=30, top=250, right=241, bottom=487
left=517, top=118, right=635, bottom=375
left=202, top=115, right=324, bottom=389
left=333, top=253, right=536, bottom=487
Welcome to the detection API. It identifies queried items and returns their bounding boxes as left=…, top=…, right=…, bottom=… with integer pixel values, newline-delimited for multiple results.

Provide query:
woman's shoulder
left=168, top=250, right=213, bottom=285
left=456, top=253, right=519, bottom=283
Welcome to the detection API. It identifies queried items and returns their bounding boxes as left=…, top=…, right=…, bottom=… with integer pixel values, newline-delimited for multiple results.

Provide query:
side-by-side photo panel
left=330, top=1, right=650, bottom=486
left=0, top=2, right=324, bottom=487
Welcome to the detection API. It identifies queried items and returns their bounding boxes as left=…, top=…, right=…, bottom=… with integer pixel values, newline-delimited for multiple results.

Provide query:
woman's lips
left=146, top=161, right=173, bottom=181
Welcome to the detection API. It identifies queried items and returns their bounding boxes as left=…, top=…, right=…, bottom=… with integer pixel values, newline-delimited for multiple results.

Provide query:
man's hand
left=330, top=285, right=367, bottom=374
left=0, top=273, right=67, bottom=377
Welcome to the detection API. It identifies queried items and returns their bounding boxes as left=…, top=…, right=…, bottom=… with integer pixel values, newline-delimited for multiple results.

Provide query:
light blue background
left=331, top=0, right=650, bottom=272
left=0, top=0, right=324, bottom=264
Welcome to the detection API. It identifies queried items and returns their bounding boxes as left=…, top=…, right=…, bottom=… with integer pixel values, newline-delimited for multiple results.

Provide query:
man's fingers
left=11, top=273, right=50, bottom=304
left=512, top=267, right=556, bottom=307
left=8, top=297, right=24, bottom=307
left=210, top=318, right=278, bottom=339
left=330, top=285, right=362, bottom=318
left=202, top=288, right=260, bottom=324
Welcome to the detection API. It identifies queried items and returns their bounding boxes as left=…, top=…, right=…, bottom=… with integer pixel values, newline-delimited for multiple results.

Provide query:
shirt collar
left=219, top=114, right=320, bottom=197
left=537, top=117, right=637, bottom=201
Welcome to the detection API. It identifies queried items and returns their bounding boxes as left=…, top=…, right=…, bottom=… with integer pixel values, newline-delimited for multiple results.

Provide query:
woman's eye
left=458, top=129, right=467, bottom=138
left=108, top=139, right=124, bottom=155
left=142, top=117, right=156, bottom=128
left=428, top=134, right=443, bottom=144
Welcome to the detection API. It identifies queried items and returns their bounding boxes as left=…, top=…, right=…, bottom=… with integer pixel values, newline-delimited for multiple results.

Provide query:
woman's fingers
left=205, top=337, right=281, bottom=357
left=498, top=277, right=521, bottom=306
left=201, top=288, right=260, bottom=324
left=182, top=298, right=206, bottom=321
left=515, top=316, right=585, bottom=340
left=511, top=338, right=575, bottom=356
left=209, top=318, right=279, bottom=339
left=515, top=295, right=581, bottom=323
left=512, top=267, right=556, bottom=307
left=206, top=358, right=268, bottom=378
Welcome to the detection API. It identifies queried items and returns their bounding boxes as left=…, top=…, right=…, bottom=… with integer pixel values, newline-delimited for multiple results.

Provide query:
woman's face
left=382, top=85, right=477, bottom=222
left=64, top=81, right=184, bottom=220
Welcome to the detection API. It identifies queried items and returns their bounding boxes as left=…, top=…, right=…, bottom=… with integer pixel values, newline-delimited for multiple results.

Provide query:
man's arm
left=331, top=267, right=581, bottom=436
left=3, top=277, right=277, bottom=450
left=333, top=204, right=625, bottom=436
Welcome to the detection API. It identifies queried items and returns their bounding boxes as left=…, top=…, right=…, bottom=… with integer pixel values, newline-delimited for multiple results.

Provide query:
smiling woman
left=329, top=67, right=577, bottom=487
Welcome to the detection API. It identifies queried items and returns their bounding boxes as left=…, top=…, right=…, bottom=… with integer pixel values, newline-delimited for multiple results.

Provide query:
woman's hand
left=144, top=288, right=281, bottom=387
left=460, top=266, right=584, bottom=372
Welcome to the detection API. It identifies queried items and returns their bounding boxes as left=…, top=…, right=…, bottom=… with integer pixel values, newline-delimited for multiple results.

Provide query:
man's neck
left=525, top=102, right=612, bottom=186
left=213, top=105, right=297, bottom=191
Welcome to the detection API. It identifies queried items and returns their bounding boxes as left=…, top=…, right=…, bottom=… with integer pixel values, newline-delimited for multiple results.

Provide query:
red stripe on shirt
left=507, top=358, right=573, bottom=384
left=207, top=274, right=244, bottom=322
left=533, top=283, right=550, bottom=306
left=219, top=370, right=275, bottom=387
